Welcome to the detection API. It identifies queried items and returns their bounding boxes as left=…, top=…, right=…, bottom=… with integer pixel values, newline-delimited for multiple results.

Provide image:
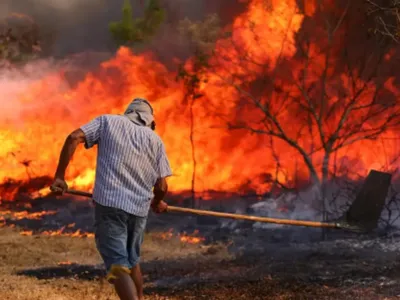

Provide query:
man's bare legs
left=113, top=265, right=143, bottom=300
left=112, top=271, right=138, bottom=300
left=130, top=264, right=144, bottom=300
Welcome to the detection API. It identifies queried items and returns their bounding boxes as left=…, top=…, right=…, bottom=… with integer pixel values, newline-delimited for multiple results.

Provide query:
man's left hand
left=50, top=177, right=68, bottom=194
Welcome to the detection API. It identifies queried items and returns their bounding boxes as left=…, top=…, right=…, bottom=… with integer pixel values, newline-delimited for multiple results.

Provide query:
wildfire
left=0, top=209, right=93, bottom=237
left=41, top=226, right=94, bottom=238
left=0, top=210, right=57, bottom=220
left=16, top=226, right=203, bottom=242
left=179, top=230, right=205, bottom=244
left=57, top=261, right=72, bottom=266
left=155, top=228, right=205, bottom=244
left=20, top=230, right=32, bottom=236
left=17, top=227, right=94, bottom=238
left=0, top=0, right=399, bottom=201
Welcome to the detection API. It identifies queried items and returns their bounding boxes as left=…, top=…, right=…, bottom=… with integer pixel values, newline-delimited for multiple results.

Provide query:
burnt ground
left=1, top=194, right=400, bottom=299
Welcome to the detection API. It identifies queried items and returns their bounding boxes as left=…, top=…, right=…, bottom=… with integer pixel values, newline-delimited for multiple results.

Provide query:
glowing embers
left=0, top=209, right=57, bottom=220
left=154, top=228, right=205, bottom=244
left=40, top=226, right=94, bottom=238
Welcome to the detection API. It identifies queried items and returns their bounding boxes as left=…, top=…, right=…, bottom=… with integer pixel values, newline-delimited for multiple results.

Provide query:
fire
left=0, top=0, right=399, bottom=201
left=16, top=226, right=203, bottom=241
left=0, top=210, right=57, bottom=220
left=155, top=228, right=205, bottom=244
left=17, top=227, right=94, bottom=238
left=179, top=230, right=205, bottom=244
left=57, top=261, right=72, bottom=266
left=158, top=229, right=174, bottom=240
left=304, top=0, right=317, bottom=17
left=20, top=230, right=33, bottom=236
left=41, top=226, right=94, bottom=238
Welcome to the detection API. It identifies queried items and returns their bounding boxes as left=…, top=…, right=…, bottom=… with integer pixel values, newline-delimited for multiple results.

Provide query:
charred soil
left=1, top=197, right=400, bottom=299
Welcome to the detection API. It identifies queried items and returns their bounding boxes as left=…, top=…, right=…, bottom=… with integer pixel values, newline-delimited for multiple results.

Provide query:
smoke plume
left=0, top=0, right=246, bottom=61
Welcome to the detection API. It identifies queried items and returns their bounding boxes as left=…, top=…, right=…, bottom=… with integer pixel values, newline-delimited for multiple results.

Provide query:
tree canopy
left=109, top=0, right=165, bottom=46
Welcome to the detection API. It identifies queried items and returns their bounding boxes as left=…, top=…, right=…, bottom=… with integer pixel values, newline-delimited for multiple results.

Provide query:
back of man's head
left=124, top=98, right=155, bottom=130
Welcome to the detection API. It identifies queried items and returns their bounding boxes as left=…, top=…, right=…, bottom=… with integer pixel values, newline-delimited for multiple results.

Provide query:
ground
left=1, top=224, right=400, bottom=300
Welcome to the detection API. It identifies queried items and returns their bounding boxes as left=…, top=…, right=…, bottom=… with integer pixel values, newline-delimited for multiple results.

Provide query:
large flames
left=0, top=0, right=399, bottom=201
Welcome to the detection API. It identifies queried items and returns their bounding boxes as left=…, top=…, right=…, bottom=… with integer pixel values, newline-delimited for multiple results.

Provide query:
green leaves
left=109, top=0, right=165, bottom=46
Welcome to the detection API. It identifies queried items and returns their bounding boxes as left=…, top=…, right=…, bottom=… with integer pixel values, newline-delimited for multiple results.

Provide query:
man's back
left=81, top=114, right=172, bottom=217
left=51, top=98, right=171, bottom=300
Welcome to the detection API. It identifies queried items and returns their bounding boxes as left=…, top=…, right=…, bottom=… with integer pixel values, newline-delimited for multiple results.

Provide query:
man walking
left=50, top=98, right=172, bottom=300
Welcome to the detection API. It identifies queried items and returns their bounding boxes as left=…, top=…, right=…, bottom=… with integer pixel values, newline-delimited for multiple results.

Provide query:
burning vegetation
left=2, top=0, right=400, bottom=205
left=2, top=0, right=400, bottom=298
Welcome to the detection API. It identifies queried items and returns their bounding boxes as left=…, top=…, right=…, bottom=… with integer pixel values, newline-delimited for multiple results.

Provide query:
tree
left=179, top=1, right=400, bottom=221
left=176, top=15, right=221, bottom=208
left=109, top=0, right=165, bottom=46
left=365, top=0, right=400, bottom=42
left=0, top=13, right=42, bottom=63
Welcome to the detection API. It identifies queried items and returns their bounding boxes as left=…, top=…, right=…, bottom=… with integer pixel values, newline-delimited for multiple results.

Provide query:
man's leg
left=130, top=264, right=143, bottom=299
left=94, top=203, right=137, bottom=300
left=127, top=215, right=147, bottom=300
left=110, top=267, right=137, bottom=300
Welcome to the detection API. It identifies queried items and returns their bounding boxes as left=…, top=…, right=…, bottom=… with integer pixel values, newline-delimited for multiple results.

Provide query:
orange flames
left=155, top=228, right=205, bottom=244
left=0, top=0, right=398, bottom=201
left=179, top=230, right=205, bottom=244
left=0, top=209, right=94, bottom=237
left=18, top=225, right=204, bottom=244
left=41, top=227, right=94, bottom=238
left=0, top=210, right=57, bottom=220
left=18, top=225, right=94, bottom=238
left=57, top=261, right=73, bottom=266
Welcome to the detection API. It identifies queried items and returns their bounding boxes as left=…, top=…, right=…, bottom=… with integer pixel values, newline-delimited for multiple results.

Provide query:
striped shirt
left=80, top=114, right=172, bottom=217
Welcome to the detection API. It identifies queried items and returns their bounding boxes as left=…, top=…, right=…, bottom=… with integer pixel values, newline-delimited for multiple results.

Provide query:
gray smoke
left=0, top=0, right=246, bottom=62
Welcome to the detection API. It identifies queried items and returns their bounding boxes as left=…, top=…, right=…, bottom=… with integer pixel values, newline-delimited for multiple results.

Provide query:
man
left=50, top=98, right=172, bottom=300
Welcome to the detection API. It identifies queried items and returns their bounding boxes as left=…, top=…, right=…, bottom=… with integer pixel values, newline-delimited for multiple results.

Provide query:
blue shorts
left=94, top=202, right=147, bottom=279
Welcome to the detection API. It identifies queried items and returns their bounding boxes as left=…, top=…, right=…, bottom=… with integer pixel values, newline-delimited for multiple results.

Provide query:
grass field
left=0, top=226, right=230, bottom=300
left=2, top=225, right=400, bottom=299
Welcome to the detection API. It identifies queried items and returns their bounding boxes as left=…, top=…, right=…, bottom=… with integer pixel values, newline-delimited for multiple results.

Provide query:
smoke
left=0, top=0, right=121, bottom=56
left=0, top=0, right=248, bottom=127
left=0, top=0, right=246, bottom=61
left=0, top=0, right=246, bottom=124
left=0, top=59, right=64, bottom=124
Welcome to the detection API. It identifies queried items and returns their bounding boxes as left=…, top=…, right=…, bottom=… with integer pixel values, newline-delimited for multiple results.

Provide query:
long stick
left=65, top=189, right=339, bottom=229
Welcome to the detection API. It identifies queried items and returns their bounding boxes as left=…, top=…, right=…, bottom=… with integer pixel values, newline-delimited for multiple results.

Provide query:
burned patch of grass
left=0, top=226, right=231, bottom=299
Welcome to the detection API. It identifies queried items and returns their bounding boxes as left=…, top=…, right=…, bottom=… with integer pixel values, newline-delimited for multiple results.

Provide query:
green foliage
left=109, top=0, right=165, bottom=46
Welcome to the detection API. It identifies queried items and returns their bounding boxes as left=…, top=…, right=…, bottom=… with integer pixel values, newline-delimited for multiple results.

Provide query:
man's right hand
left=151, top=200, right=168, bottom=214
left=50, top=177, right=68, bottom=194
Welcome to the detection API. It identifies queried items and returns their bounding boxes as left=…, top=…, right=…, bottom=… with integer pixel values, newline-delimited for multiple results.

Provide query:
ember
left=17, top=227, right=93, bottom=238
left=19, top=230, right=32, bottom=236
left=57, top=261, right=72, bottom=266
left=155, top=228, right=205, bottom=244
left=179, top=230, right=205, bottom=244
left=41, top=227, right=94, bottom=238
left=0, top=210, right=58, bottom=220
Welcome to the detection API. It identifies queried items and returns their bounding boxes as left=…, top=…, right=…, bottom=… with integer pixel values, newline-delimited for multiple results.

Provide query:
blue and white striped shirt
left=80, top=114, right=172, bottom=217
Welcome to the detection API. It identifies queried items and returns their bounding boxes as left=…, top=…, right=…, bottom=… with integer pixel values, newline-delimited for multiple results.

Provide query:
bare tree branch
left=365, top=0, right=400, bottom=43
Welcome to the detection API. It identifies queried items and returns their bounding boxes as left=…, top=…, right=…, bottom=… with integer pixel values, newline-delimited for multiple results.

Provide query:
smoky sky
left=0, top=0, right=246, bottom=62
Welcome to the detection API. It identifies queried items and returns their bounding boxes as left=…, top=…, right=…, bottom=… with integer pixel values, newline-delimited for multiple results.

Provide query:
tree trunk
left=189, top=97, right=196, bottom=208
left=321, top=151, right=331, bottom=240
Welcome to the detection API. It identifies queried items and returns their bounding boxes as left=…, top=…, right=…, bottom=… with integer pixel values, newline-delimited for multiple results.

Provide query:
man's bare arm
left=153, top=177, right=168, bottom=204
left=54, top=129, right=86, bottom=180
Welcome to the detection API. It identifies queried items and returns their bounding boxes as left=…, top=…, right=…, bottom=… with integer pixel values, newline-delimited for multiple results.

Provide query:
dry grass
left=1, top=225, right=399, bottom=299
left=0, top=226, right=229, bottom=300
